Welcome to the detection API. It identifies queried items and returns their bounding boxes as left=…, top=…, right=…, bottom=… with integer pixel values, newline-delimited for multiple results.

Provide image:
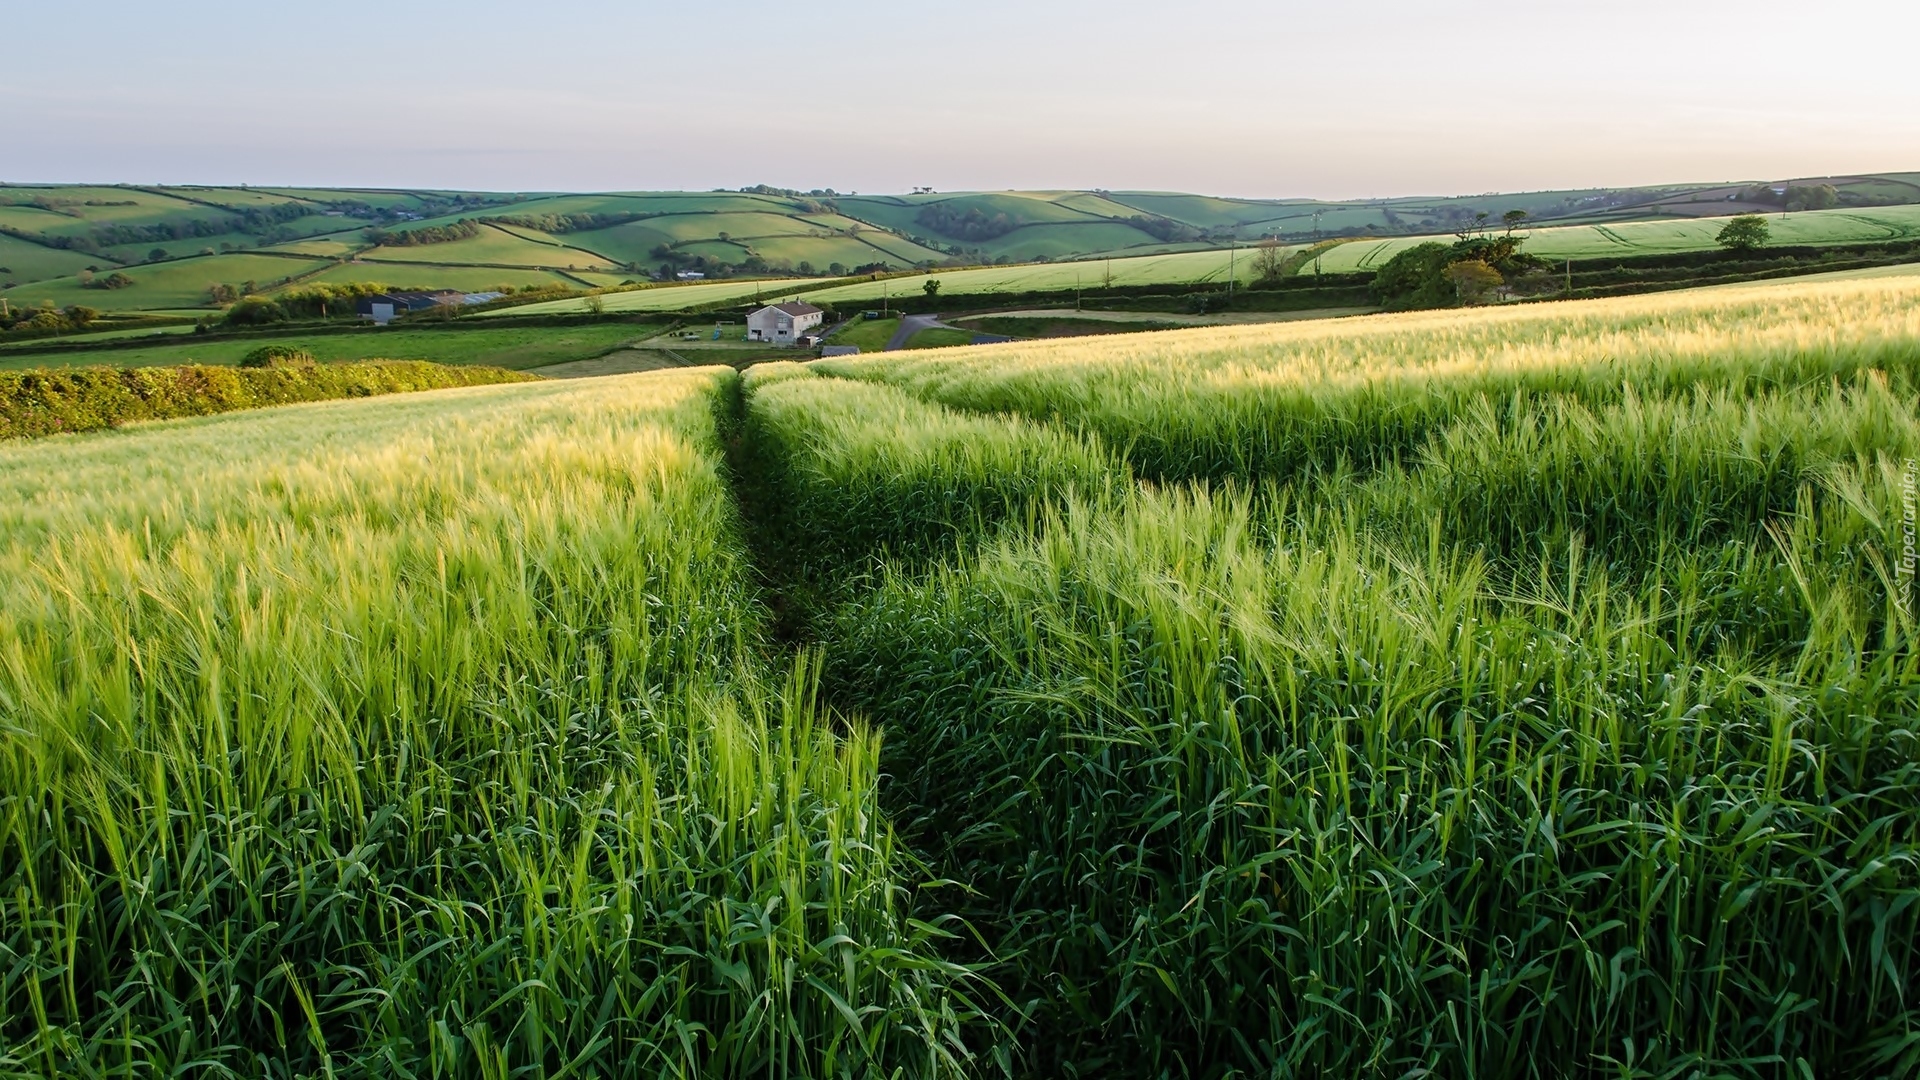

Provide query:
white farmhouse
left=746, top=301, right=824, bottom=346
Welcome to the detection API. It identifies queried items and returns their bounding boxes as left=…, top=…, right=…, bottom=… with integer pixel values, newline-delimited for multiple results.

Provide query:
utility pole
left=1566, top=258, right=1573, bottom=294
left=1227, top=238, right=1236, bottom=299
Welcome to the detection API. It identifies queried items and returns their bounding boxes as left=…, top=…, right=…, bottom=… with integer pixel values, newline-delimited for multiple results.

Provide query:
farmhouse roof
left=770, top=301, right=822, bottom=316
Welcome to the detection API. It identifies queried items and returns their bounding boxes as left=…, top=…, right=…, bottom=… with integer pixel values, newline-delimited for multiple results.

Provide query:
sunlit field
left=4, top=271, right=1918, bottom=1077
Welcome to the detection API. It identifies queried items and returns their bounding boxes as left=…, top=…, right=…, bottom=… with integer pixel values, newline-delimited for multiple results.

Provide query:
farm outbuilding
left=356, top=291, right=465, bottom=325
left=747, top=301, right=825, bottom=346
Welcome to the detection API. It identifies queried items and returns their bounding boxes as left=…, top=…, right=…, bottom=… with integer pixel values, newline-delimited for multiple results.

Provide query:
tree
left=923, top=278, right=941, bottom=297
left=148, top=248, right=169, bottom=262
left=1370, top=242, right=1455, bottom=309
left=1502, top=209, right=1528, bottom=235
left=584, top=294, right=606, bottom=315
left=1250, top=238, right=1286, bottom=282
left=1716, top=214, right=1770, bottom=252
left=1446, top=260, right=1504, bottom=304
left=1784, top=184, right=1839, bottom=212
left=225, top=297, right=287, bottom=325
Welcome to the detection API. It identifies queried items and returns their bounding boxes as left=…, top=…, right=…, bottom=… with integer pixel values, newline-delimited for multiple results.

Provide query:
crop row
left=0, top=370, right=990, bottom=1078
left=816, top=275, right=1920, bottom=485
left=778, top=277, right=1920, bottom=1075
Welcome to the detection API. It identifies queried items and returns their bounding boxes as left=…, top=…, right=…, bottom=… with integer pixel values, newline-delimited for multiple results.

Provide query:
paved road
left=884, top=313, right=954, bottom=351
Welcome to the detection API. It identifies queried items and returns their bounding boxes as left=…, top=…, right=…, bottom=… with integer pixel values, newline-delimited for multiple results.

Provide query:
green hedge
left=1, top=360, right=538, bottom=440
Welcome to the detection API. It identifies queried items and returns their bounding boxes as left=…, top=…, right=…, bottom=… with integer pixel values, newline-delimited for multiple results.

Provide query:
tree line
left=915, top=204, right=1022, bottom=242
left=366, top=219, right=483, bottom=247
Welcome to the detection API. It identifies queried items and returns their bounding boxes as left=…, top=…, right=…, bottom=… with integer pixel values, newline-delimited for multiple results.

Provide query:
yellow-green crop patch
left=362, top=223, right=619, bottom=270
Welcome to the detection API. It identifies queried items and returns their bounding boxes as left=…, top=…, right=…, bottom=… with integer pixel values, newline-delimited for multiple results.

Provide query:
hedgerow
left=0, top=360, right=537, bottom=439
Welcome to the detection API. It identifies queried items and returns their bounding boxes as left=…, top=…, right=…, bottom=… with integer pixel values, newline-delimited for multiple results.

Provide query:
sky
left=4, top=0, right=1917, bottom=200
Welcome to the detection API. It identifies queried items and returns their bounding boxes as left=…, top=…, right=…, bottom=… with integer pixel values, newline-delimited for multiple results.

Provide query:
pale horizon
left=4, top=0, right=1918, bottom=199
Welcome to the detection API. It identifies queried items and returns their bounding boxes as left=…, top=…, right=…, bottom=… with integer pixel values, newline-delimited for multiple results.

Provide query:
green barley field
left=3, top=270, right=1918, bottom=1077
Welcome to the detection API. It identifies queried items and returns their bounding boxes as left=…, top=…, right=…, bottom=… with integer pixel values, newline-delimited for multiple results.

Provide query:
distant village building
left=675, top=271, right=707, bottom=281
left=746, top=301, right=824, bottom=346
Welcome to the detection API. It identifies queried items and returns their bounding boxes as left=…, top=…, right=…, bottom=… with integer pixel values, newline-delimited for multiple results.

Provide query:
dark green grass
left=0, top=321, right=665, bottom=371
left=823, top=469, right=1919, bottom=1077
left=828, top=316, right=902, bottom=353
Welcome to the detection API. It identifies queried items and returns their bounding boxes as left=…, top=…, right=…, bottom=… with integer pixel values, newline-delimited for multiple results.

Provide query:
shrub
left=224, top=297, right=288, bottom=325
left=238, top=345, right=316, bottom=369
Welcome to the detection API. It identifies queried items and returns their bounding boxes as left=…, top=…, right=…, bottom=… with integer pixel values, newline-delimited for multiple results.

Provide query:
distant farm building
left=747, top=301, right=824, bottom=346
left=356, top=291, right=464, bottom=325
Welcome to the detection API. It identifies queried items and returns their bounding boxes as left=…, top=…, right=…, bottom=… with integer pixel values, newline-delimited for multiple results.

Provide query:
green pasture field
left=487, top=247, right=1288, bottom=319
left=93, top=231, right=268, bottom=264
left=839, top=192, right=1111, bottom=235
left=264, top=233, right=371, bottom=257
left=1308, top=202, right=1920, bottom=273
left=0, top=321, right=662, bottom=371
left=489, top=276, right=820, bottom=315
left=643, top=211, right=836, bottom=242
left=299, top=260, right=578, bottom=293
left=798, top=246, right=1279, bottom=305
left=0, top=233, right=101, bottom=284
left=902, top=325, right=973, bottom=349
left=671, top=239, right=755, bottom=263
left=736, top=233, right=923, bottom=269
left=550, top=219, right=679, bottom=264
left=827, top=315, right=902, bottom=352
left=957, top=313, right=1187, bottom=338
left=960, top=221, right=1189, bottom=261
left=0, top=252, right=330, bottom=311
left=847, top=230, right=951, bottom=263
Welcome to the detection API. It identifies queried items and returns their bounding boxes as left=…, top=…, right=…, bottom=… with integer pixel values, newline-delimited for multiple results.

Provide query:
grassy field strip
left=1306, top=203, right=1920, bottom=274
left=485, top=276, right=822, bottom=316
left=0, top=370, right=992, bottom=1077
left=816, top=272, right=1920, bottom=483
left=1354, top=376, right=1920, bottom=569
left=739, top=364, right=1118, bottom=585
left=792, top=247, right=1283, bottom=305
left=490, top=247, right=1295, bottom=318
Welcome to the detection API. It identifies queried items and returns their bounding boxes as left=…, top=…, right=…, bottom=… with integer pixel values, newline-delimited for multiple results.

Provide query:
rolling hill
left=3, top=173, right=1917, bottom=317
